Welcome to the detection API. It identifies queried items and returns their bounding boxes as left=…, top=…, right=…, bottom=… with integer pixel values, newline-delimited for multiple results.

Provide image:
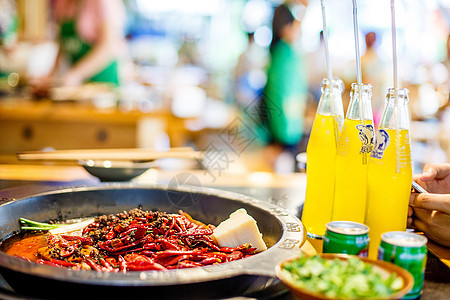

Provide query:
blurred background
left=0, top=0, right=449, bottom=176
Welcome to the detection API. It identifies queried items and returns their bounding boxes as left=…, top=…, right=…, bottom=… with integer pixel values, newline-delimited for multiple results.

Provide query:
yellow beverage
left=366, top=129, right=412, bottom=259
left=302, top=114, right=342, bottom=237
left=332, top=118, right=374, bottom=224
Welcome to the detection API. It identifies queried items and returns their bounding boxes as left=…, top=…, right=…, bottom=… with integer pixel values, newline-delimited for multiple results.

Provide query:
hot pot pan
left=0, top=183, right=306, bottom=300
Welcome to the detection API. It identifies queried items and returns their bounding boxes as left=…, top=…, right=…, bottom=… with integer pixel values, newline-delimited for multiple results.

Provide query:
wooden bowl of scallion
left=276, top=253, right=414, bottom=300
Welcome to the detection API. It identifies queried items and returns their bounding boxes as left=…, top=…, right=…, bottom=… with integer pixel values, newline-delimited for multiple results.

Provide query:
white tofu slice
left=212, top=208, right=267, bottom=252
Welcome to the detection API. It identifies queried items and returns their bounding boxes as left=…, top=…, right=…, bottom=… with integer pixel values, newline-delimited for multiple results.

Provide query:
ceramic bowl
left=276, top=253, right=414, bottom=300
left=79, top=160, right=152, bottom=182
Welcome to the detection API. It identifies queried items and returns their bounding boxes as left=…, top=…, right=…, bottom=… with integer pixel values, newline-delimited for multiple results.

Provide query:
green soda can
left=378, top=231, right=427, bottom=299
left=323, top=221, right=369, bottom=257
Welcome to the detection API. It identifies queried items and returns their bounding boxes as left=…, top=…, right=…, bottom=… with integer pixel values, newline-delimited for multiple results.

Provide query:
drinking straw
left=391, top=0, right=401, bottom=173
left=352, top=0, right=366, bottom=163
left=352, top=0, right=362, bottom=86
left=320, top=0, right=339, bottom=145
left=391, top=0, right=398, bottom=91
left=321, top=0, right=333, bottom=81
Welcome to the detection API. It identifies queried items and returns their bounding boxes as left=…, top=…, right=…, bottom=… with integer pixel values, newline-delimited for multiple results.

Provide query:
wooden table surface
left=0, top=98, right=198, bottom=153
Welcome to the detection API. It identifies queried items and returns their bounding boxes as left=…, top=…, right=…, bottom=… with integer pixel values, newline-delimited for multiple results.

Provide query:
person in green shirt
left=30, top=0, right=126, bottom=93
left=0, top=0, right=18, bottom=79
left=260, top=1, right=308, bottom=171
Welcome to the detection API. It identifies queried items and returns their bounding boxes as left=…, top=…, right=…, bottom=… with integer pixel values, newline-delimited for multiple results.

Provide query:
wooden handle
left=17, top=148, right=202, bottom=162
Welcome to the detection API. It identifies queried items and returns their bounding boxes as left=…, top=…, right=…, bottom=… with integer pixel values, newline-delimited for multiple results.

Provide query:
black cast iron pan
left=0, top=183, right=306, bottom=300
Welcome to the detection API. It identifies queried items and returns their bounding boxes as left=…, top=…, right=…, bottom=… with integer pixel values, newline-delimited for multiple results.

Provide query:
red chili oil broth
left=1, top=232, right=48, bottom=262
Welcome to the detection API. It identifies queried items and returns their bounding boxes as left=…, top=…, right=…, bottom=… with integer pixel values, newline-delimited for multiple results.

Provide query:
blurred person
left=0, top=0, right=17, bottom=50
left=0, top=0, right=18, bottom=77
left=409, top=163, right=450, bottom=247
left=260, top=0, right=309, bottom=173
left=30, top=0, right=126, bottom=94
left=443, top=33, right=450, bottom=91
left=177, top=33, right=201, bottom=67
left=361, top=31, right=389, bottom=128
left=234, top=31, right=268, bottom=107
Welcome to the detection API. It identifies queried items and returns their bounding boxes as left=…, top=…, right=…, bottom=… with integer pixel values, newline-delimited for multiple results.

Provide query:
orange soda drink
left=365, top=88, right=412, bottom=259
left=302, top=78, right=344, bottom=238
left=332, top=83, right=374, bottom=224
left=332, top=118, right=373, bottom=223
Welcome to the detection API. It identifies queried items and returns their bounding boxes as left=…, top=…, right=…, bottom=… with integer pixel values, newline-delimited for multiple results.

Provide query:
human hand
left=28, top=74, right=53, bottom=98
left=413, top=163, right=450, bottom=194
left=409, top=174, right=450, bottom=247
left=61, top=70, right=83, bottom=87
left=408, top=163, right=449, bottom=227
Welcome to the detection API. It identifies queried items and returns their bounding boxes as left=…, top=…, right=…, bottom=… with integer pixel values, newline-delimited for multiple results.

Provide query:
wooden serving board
left=17, top=148, right=203, bottom=162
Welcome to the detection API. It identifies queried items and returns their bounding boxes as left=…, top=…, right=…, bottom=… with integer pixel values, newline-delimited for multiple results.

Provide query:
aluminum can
left=378, top=231, right=427, bottom=299
left=322, top=221, right=369, bottom=257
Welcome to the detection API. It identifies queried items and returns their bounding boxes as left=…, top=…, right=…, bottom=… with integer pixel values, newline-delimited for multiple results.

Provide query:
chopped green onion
left=19, top=217, right=94, bottom=234
left=19, top=218, right=63, bottom=231
left=281, top=255, right=404, bottom=299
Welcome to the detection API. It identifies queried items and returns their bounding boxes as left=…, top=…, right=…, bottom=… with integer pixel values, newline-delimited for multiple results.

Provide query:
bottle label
left=371, top=129, right=390, bottom=159
left=356, top=124, right=374, bottom=154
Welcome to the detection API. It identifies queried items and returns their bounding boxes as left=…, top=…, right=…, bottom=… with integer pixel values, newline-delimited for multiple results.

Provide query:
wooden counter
left=0, top=98, right=188, bottom=153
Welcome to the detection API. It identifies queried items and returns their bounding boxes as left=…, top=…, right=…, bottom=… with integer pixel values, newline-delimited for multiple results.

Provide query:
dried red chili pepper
left=118, top=255, right=127, bottom=272
left=105, top=257, right=117, bottom=267
left=105, top=231, right=116, bottom=240
left=51, top=258, right=78, bottom=267
left=133, top=225, right=147, bottom=241
left=126, top=260, right=166, bottom=271
left=110, top=247, right=144, bottom=256
left=113, top=223, right=127, bottom=233
left=36, top=258, right=78, bottom=268
left=99, top=257, right=117, bottom=272
left=202, top=252, right=228, bottom=261
left=143, top=242, right=156, bottom=250
left=192, top=238, right=220, bottom=251
left=199, top=257, right=221, bottom=265
left=85, top=258, right=104, bottom=272
left=29, top=208, right=260, bottom=272
left=156, top=238, right=181, bottom=251
left=226, top=251, right=244, bottom=262
left=156, top=254, right=191, bottom=267
left=59, top=245, right=75, bottom=257
left=171, top=260, right=202, bottom=269
left=154, top=249, right=206, bottom=259
left=176, top=228, right=213, bottom=236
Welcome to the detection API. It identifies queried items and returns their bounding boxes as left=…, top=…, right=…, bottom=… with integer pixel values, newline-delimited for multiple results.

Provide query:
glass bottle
left=302, top=77, right=344, bottom=238
left=332, top=83, right=374, bottom=224
left=365, top=88, right=412, bottom=259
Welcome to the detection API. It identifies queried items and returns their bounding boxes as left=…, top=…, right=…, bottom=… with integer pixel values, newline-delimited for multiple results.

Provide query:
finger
left=409, top=193, right=417, bottom=205
left=407, top=216, right=413, bottom=228
left=419, top=165, right=436, bottom=181
left=408, top=206, right=413, bottom=217
left=420, top=163, right=450, bottom=182
left=413, top=207, right=450, bottom=229
left=412, top=193, right=450, bottom=214
left=412, top=174, right=422, bottom=182
left=412, top=207, right=433, bottom=223
left=430, top=210, right=450, bottom=227
left=411, top=217, right=427, bottom=234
